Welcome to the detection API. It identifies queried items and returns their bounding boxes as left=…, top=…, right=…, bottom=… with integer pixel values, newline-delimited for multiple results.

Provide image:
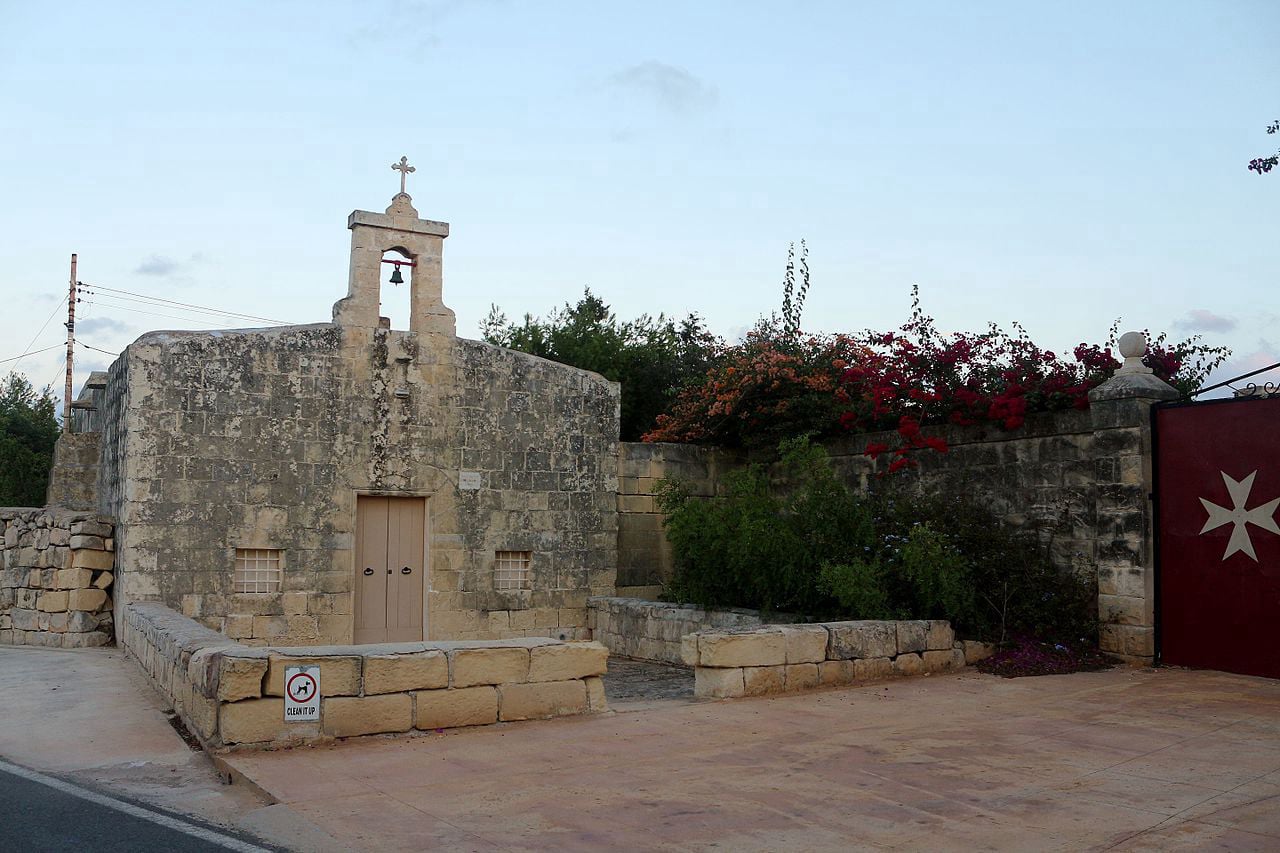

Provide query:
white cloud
left=609, top=61, right=718, bottom=116
left=1174, top=308, right=1237, bottom=334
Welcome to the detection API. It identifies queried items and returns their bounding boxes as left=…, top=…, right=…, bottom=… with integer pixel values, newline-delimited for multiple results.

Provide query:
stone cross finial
left=1115, top=330, right=1153, bottom=375
left=392, top=156, right=415, bottom=195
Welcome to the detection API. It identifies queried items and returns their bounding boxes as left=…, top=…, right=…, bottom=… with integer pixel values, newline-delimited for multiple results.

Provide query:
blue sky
left=2, top=0, right=1277, bottom=401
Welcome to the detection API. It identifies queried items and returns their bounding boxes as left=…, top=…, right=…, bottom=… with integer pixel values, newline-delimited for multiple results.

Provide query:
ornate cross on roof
left=391, top=155, right=416, bottom=195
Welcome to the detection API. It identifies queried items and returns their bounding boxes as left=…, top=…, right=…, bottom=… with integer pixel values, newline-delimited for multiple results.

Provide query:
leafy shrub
left=483, top=289, right=720, bottom=441
left=0, top=372, right=60, bottom=507
left=660, top=438, right=1096, bottom=644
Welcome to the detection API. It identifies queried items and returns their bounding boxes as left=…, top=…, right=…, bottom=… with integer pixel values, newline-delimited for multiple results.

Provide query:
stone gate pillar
left=1088, top=332, right=1179, bottom=664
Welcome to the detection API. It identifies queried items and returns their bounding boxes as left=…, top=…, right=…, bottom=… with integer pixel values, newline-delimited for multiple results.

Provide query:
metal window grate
left=494, top=550, right=532, bottom=591
left=234, top=548, right=283, bottom=594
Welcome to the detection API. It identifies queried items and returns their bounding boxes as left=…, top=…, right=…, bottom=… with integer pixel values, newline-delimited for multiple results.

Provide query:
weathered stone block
left=527, top=642, right=608, bottom=682
left=217, top=656, right=268, bottom=702
left=785, top=663, right=820, bottom=691
left=71, top=550, right=113, bottom=570
left=584, top=676, right=608, bottom=712
left=854, top=657, right=893, bottom=681
left=893, top=653, right=923, bottom=676
left=54, top=568, right=93, bottom=590
left=680, top=633, right=698, bottom=666
left=37, top=591, right=68, bottom=612
left=68, top=588, right=107, bottom=612
left=742, top=665, right=786, bottom=696
left=925, top=621, right=954, bottom=651
left=497, top=680, right=588, bottom=721
left=450, top=647, right=529, bottom=687
left=224, top=614, right=253, bottom=639
left=93, top=571, right=113, bottom=590
left=220, top=698, right=287, bottom=745
left=962, top=640, right=994, bottom=663
left=698, top=630, right=786, bottom=668
left=67, top=610, right=98, bottom=632
left=694, top=666, right=745, bottom=698
left=47, top=611, right=69, bottom=633
left=781, top=625, right=828, bottom=664
left=264, top=655, right=361, bottom=697
left=322, top=694, right=412, bottom=737
left=414, top=687, right=498, bottom=729
left=921, top=649, right=962, bottom=673
left=896, top=621, right=928, bottom=655
left=818, top=659, right=856, bottom=686
left=827, top=621, right=896, bottom=660
left=364, top=652, right=448, bottom=694
left=68, top=535, right=106, bottom=550
left=11, top=609, right=39, bottom=631
left=70, top=520, right=112, bottom=538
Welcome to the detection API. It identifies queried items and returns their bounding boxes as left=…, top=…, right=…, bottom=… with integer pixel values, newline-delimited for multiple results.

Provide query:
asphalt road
left=0, top=760, right=276, bottom=853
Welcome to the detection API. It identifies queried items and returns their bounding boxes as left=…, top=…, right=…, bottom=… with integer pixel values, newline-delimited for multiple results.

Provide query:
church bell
left=388, top=263, right=404, bottom=285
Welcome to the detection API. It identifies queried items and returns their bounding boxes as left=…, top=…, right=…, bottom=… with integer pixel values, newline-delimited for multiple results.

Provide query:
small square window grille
left=494, top=550, right=532, bottom=591
left=234, top=548, right=283, bottom=594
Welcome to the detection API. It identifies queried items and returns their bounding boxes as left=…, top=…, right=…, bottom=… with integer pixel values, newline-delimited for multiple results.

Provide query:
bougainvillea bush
left=645, top=285, right=1229, bottom=465
left=659, top=438, right=1097, bottom=645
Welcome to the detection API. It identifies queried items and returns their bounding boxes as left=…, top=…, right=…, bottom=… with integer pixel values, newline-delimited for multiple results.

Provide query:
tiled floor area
left=225, top=665, right=1280, bottom=851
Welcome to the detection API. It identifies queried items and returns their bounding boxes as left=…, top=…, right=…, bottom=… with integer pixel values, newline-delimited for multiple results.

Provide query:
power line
left=79, top=282, right=294, bottom=325
left=77, top=296, right=224, bottom=329
left=45, top=356, right=67, bottom=396
left=78, top=341, right=118, bottom=357
left=9, top=294, right=68, bottom=371
left=0, top=342, right=65, bottom=365
left=78, top=287, right=280, bottom=326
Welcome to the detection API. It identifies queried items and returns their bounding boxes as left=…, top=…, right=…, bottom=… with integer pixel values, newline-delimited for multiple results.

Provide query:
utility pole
left=64, top=253, right=76, bottom=432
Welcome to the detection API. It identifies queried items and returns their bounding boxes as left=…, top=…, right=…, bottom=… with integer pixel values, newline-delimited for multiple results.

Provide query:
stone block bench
left=684, top=620, right=993, bottom=698
left=121, top=602, right=609, bottom=752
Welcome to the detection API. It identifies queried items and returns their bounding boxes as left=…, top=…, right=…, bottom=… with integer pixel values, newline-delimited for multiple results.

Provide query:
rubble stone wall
left=121, top=601, right=609, bottom=752
left=686, top=621, right=993, bottom=699
left=0, top=508, right=114, bottom=647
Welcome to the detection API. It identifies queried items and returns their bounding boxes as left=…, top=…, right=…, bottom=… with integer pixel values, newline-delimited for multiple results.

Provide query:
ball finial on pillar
left=1116, top=331, right=1153, bottom=375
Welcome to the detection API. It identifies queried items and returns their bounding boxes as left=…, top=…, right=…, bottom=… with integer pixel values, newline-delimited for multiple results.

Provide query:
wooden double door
left=355, top=496, right=426, bottom=644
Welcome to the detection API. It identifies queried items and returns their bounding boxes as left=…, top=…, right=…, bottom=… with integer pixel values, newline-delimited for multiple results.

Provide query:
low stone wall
left=0, top=509, right=115, bottom=647
left=686, top=621, right=992, bottom=699
left=121, top=601, right=609, bottom=752
left=588, top=596, right=798, bottom=665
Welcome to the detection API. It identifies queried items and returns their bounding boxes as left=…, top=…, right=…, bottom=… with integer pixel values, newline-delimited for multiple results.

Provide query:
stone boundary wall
left=121, top=601, right=609, bottom=752
left=0, top=508, right=115, bottom=647
left=588, top=596, right=802, bottom=665
left=685, top=621, right=993, bottom=699
left=616, top=443, right=741, bottom=590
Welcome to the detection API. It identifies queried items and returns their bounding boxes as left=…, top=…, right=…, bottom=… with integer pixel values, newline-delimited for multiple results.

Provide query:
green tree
left=0, top=372, right=60, bottom=506
left=482, top=289, right=721, bottom=440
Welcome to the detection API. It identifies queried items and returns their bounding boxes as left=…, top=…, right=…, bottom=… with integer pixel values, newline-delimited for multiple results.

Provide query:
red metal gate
left=1155, top=395, right=1280, bottom=678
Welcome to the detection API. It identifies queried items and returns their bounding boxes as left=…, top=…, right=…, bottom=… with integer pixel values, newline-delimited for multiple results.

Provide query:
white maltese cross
left=1199, top=471, right=1280, bottom=561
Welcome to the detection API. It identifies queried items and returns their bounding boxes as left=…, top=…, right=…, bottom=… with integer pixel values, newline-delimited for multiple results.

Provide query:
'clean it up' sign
left=283, top=665, right=320, bottom=722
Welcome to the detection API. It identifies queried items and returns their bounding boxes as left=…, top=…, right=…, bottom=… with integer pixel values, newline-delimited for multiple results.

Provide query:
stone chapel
left=83, top=164, right=621, bottom=646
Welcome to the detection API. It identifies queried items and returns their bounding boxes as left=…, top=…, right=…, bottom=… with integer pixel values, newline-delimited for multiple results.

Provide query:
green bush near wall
left=658, top=438, right=1096, bottom=645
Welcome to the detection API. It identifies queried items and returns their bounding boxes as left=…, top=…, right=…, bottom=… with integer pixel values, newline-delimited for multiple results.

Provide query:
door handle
left=401, top=566, right=412, bottom=575
left=363, top=567, right=374, bottom=576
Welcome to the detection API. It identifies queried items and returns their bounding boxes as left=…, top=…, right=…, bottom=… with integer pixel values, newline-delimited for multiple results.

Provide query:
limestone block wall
left=615, top=443, right=740, bottom=592
left=0, top=509, right=114, bottom=647
left=97, top=324, right=619, bottom=646
left=121, top=601, right=609, bottom=752
left=588, top=596, right=798, bottom=665
left=686, top=621, right=992, bottom=699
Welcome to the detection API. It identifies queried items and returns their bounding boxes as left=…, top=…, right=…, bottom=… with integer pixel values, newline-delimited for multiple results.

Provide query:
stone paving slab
left=223, top=666, right=1280, bottom=851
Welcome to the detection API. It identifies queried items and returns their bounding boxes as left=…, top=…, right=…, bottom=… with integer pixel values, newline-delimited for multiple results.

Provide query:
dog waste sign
left=284, top=665, right=320, bottom=722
